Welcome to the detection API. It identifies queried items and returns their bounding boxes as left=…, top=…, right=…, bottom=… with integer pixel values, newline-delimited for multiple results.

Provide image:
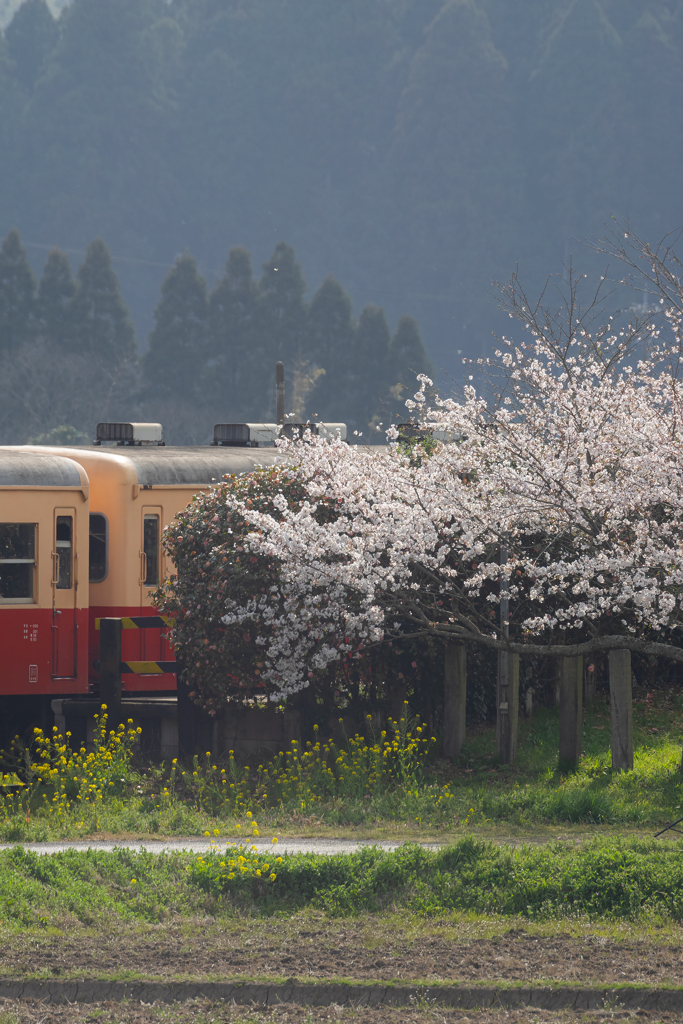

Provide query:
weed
left=1, top=693, right=682, bottom=839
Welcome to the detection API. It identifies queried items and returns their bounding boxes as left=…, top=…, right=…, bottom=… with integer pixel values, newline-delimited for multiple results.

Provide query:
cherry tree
left=220, top=273, right=683, bottom=702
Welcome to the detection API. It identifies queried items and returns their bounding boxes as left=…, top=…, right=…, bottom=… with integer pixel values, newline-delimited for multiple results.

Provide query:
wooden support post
left=609, top=649, right=633, bottom=771
left=496, top=651, right=519, bottom=765
left=558, top=655, right=583, bottom=770
left=176, top=654, right=196, bottom=759
left=99, top=618, right=122, bottom=721
left=443, top=644, right=466, bottom=759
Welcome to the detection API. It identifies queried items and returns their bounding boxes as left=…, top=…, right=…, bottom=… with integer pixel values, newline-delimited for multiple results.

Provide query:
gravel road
left=0, top=837, right=434, bottom=856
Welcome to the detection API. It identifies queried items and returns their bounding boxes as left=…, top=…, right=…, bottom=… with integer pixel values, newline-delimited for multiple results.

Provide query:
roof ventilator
left=280, top=422, right=347, bottom=442
left=397, top=422, right=460, bottom=444
left=212, top=424, right=279, bottom=447
left=94, top=423, right=165, bottom=446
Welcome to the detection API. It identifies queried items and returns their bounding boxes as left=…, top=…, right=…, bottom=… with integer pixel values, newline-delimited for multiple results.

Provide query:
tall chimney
left=276, top=361, right=285, bottom=425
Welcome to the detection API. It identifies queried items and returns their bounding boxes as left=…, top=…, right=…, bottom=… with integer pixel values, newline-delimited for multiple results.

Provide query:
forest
left=1, top=0, right=681, bottom=408
left=0, top=228, right=432, bottom=443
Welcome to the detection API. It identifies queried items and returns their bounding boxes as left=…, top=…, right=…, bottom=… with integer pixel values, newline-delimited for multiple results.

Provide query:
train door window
left=143, top=514, right=159, bottom=586
left=0, top=523, right=35, bottom=603
left=89, top=514, right=108, bottom=582
left=55, top=515, right=73, bottom=589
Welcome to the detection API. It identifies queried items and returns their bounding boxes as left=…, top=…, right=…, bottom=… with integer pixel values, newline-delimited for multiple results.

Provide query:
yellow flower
left=269, top=873, right=277, bottom=881
left=272, top=837, right=278, bottom=844
left=131, top=878, right=137, bottom=884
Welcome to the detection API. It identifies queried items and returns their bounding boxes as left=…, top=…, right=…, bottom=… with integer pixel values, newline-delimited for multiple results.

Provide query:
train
left=0, top=419, right=344, bottom=739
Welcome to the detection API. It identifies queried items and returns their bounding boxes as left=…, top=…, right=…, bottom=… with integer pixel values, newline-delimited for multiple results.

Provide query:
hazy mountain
left=2, top=0, right=682, bottom=383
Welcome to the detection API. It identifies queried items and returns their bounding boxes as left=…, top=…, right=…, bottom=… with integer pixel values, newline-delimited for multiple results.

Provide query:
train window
left=89, top=514, right=108, bottom=582
left=0, top=523, right=36, bottom=603
left=143, top=514, right=159, bottom=586
left=55, top=515, right=73, bottom=589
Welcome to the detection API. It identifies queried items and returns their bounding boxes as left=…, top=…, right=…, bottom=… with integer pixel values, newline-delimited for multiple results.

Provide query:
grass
left=2, top=834, right=683, bottom=926
left=0, top=689, right=682, bottom=841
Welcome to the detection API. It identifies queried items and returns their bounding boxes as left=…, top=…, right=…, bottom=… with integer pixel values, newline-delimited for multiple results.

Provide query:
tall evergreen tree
left=36, top=248, right=76, bottom=349
left=206, top=246, right=258, bottom=416
left=389, top=314, right=434, bottom=417
left=353, top=303, right=392, bottom=435
left=5, top=0, right=58, bottom=92
left=145, top=252, right=208, bottom=397
left=306, top=275, right=355, bottom=423
left=70, top=238, right=135, bottom=360
left=0, top=228, right=35, bottom=352
left=257, top=242, right=307, bottom=372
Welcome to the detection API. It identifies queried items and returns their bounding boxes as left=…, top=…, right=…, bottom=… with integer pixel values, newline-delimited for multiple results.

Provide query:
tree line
left=0, top=228, right=432, bottom=443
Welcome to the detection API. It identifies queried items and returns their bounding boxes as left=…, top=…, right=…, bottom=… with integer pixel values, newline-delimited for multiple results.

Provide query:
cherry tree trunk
left=609, top=649, right=633, bottom=772
left=443, top=644, right=466, bottom=759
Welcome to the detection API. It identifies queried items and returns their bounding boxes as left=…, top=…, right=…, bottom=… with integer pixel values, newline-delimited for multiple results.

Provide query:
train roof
left=67, top=446, right=287, bottom=487
left=0, top=449, right=84, bottom=487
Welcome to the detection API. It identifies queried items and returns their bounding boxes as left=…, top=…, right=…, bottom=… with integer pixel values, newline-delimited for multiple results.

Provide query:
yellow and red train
left=0, top=422, right=292, bottom=722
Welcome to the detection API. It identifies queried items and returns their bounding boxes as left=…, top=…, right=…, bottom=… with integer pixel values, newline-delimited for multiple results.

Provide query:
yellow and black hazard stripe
left=95, top=616, right=174, bottom=630
left=119, top=661, right=177, bottom=675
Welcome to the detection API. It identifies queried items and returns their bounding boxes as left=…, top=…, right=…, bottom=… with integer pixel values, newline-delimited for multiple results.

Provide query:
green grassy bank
left=1, top=690, right=682, bottom=840
left=2, top=836, right=683, bottom=927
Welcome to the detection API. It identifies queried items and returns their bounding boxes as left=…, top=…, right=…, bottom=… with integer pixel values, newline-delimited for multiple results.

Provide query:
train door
left=140, top=506, right=164, bottom=663
left=52, top=507, right=77, bottom=678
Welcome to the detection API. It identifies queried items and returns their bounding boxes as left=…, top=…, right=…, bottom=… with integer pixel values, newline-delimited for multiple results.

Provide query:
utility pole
left=276, top=361, right=285, bottom=425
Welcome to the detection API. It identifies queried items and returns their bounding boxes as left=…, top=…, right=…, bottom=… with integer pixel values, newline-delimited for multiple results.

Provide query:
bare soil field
left=2, top=924, right=682, bottom=987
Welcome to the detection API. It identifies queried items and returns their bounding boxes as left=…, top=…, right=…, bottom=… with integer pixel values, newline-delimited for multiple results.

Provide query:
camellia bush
left=155, top=466, right=313, bottom=713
